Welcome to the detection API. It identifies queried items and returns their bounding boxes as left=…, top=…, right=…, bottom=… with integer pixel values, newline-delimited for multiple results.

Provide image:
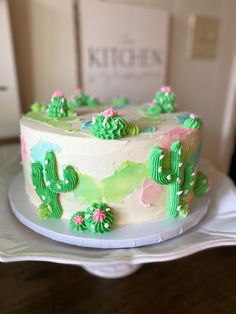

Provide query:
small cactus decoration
left=92, top=107, right=139, bottom=140
left=31, top=151, right=78, bottom=219
left=68, top=87, right=101, bottom=108
left=48, top=90, right=68, bottom=118
left=149, top=141, right=196, bottom=217
left=112, top=97, right=129, bottom=106
left=183, top=114, right=203, bottom=130
left=147, top=86, right=176, bottom=115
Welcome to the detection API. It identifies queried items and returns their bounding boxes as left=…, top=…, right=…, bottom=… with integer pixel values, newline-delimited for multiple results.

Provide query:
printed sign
left=78, top=0, right=170, bottom=103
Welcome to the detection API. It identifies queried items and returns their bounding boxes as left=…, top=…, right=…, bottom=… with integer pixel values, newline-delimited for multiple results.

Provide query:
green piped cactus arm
left=31, top=162, right=63, bottom=218
left=149, top=142, right=181, bottom=185
left=193, top=171, right=209, bottom=196
left=44, top=151, right=78, bottom=193
left=31, top=151, right=78, bottom=219
left=149, top=141, right=183, bottom=217
left=32, top=162, right=50, bottom=202
left=182, top=163, right=195, bottom=195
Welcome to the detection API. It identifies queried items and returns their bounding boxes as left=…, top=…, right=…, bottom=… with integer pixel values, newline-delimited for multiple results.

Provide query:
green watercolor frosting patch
left=102, top=161, right=147, bottom=203
left=74, top=173, right=103, bottom=203
left=25, top=112, right=80, bottom=133
left=73, top=160, right=147, bottom=204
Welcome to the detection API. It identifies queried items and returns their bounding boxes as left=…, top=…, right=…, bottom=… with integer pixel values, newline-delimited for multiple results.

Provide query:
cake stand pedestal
left=1, top=155, right=236, bottom=278
left=83, top=264, right=142, bottom=278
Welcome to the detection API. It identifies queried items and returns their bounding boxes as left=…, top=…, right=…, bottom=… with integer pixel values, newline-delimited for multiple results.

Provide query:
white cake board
left=8, top=172, right=210, bottom=249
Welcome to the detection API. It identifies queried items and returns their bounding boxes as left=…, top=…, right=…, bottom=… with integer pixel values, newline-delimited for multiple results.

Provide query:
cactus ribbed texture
left=31, top=151, right=78, bottom=219
left=149, top=141, right=195, bottom=217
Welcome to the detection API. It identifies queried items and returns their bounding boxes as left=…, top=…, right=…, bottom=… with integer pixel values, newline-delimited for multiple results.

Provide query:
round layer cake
left=20, top=88, right=208, bottom=234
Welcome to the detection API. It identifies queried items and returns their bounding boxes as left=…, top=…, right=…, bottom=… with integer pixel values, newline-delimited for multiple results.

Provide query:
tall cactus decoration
left=48, top=90, right=68, bottom=118
left=149, top=141, right=195, bottom=217
left=31, top=151, right=78, bottom=219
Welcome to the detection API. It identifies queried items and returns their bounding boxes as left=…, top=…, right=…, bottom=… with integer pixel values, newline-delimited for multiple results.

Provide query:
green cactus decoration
left=48, top=90, right=68, bottom=118
left=149, top=141, right=195, bottom=217
left=68, top=88, right=101, bottom=108
left=92, top=107, right=139, bottom=140
left=147, top=104, right=163, bottom=116
left=112, top=97, right=129, bottom=107
left=147, top=86, right=176, bottom=115
left=31, top=151, right=78, bottom=219
left=155, top=86, right=176, bottom=113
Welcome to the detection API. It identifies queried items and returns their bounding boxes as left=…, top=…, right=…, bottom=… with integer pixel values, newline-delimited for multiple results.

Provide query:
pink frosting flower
left=75, top=87, right=82, bottom=94
left=189, top=113, right=196, bottom=119
left=73, top=215, right=84, bottom=225
left=93, top=209, right=106, bottom=222
left=150, top=101, right=157, bottom=107
left=53, top=89, right=64, bottom=97
left=160, top=86, right=171, bottom=93
left=102, top=107, right=118, bottom=117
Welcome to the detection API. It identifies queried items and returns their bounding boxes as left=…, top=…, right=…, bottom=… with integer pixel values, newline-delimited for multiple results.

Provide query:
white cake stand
left=8, top=173, right=209, bottom=249
left=1, top=157, right=236, bottom=278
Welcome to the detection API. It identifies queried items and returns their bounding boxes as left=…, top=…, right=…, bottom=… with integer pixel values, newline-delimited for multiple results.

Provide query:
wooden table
left=0, top=247, right=236, bottom=314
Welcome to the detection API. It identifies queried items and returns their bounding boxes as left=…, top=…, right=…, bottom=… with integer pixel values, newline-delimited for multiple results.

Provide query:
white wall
left=9, top=0, right=78, bottom=109
left=29, top=0, right=78, bottom=103
left=118, top=0, right=236, bottom=172
left=0, top=0, right=21, bottom=139
left=166, top=0, right=236, bottom=172
left=9, top=0, right=236, bottom=171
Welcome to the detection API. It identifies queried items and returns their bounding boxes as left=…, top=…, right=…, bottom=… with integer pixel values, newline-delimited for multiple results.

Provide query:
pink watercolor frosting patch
left=140, top=179, right=162, bottom=206
left=20, top=136, right=28, bottom=162
left=160, top=128, right=193, bottom=150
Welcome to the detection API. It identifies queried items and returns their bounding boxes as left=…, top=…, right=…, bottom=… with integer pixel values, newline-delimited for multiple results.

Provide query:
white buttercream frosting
left=21, top=104, right=201, bottom=225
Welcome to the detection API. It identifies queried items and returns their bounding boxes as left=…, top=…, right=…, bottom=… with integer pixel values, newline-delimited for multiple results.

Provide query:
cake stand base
left=8, top=172, right=210, bottom=249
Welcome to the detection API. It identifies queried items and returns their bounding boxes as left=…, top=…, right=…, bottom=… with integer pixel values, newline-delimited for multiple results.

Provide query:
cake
left=20, top=87, right=209, bottom=235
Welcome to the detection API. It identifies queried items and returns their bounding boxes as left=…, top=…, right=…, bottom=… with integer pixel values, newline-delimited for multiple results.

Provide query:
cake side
left=20, top=87, right=209, bottom=234
left=21, top=110, right=202, bottom=226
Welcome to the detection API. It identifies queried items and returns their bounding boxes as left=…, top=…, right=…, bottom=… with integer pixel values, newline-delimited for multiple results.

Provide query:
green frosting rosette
left=68, top=88, right=101, bottom=108
left=84, top=203, right=115, bottom=234
left=194, top=171, right=209, bottom=196
left=184, top=114, right=203, bottom=130
left=31, top=102, right=47, bottom=113
left=126, top=123, right=140, bottom=136
left=48, top=90, right=68, bottom=118
left=38, top=204, right=52, bottom=219
left=92, top=108, right=133, bottom=140
left=70, top=211, right=87, bottom=232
